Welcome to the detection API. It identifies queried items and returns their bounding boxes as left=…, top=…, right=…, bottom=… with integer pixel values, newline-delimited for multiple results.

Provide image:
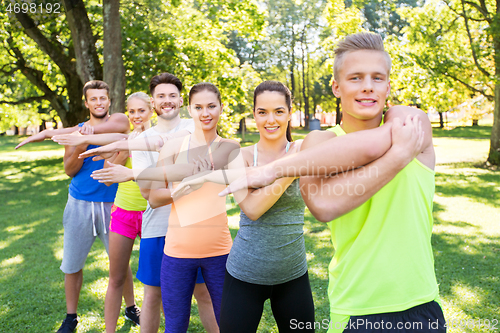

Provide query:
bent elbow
left=308, top=201, right=338, bottom=223
left=245, top=212, right=261, bottom=221
left=311, top=210, right=334, bottom=223
left=240, top=205, right=261, bottom=221
left=64, top=169, right=77, bottom=178
left=148, top=196, right=161, bottom=209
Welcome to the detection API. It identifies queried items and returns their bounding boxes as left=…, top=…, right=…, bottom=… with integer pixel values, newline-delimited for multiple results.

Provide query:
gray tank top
left=226, top=142, right=308, bottom=285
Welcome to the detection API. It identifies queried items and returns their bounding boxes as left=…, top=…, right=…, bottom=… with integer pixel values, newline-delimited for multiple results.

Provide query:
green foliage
left=388, top=1, right=492, bottom=112
left=0, top=0, right=266, bottom=136
left=353, top=0, right=422, bottom=37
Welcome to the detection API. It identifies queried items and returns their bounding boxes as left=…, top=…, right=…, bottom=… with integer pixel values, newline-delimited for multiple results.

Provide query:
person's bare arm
left=234, top=142, right=301, bottom=221
left=92, top=113, right=130, bottom=134
left=148, top=140, right=178, bottom=209
left=148, top=182, right=174, bottom=209
left=53, top=133, right=129, bottom=147
left=63, top=144, right=88, bottom=178
left=100, top=151, right=129, bottom=186
left=384, top=106, right=435, bottom=170
left=301, top=116, right=424, bottom=222
left=219, top=124, right=393, bottom=196
left=15, top=126, right=80, bottom=149
left=91, top=140, right=241, bottom=183
left=79, top=129, right=193, bottom=160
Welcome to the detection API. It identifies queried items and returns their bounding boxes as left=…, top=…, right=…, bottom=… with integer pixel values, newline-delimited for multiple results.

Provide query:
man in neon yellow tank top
left=299, top=32, right=445, bottom=332
left=220, top=32, right=445, bottom=332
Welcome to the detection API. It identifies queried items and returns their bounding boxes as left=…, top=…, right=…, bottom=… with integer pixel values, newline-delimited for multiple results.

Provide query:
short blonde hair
left=333, top=32, right=391, bottom=80
left=127, top=92, right=152, bottom=110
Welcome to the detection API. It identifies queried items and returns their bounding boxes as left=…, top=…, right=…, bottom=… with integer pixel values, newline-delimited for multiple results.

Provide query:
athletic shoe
left=125, top=305, right=140, bottom=326
left=57, top=316, right=78, bottom=333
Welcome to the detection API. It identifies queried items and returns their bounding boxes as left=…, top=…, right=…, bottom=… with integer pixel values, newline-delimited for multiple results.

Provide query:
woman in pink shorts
left=104, top=92, right=154, bottom=331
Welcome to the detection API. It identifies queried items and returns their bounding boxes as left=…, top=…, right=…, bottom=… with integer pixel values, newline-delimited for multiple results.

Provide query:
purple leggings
left=160, top=253, right=228, bottom=333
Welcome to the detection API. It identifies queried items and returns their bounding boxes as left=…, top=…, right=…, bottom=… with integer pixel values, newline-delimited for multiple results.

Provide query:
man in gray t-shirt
left=132, top=73, right=218, bottom=333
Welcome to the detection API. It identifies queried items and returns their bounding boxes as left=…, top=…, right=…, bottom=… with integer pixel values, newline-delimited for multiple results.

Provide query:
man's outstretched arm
left=15, top=113, right=130, bottom=149
left=52, top=133, right=129, bottom=147
left=15, top=126, right=80, bottom=149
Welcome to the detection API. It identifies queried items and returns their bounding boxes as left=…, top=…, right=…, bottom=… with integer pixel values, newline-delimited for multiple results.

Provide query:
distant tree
left=396, top=0, right=499, bottom=165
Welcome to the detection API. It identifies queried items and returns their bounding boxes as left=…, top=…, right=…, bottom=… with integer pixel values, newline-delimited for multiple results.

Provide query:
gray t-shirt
left=132, top=119, right=195, bottom=238
left=226, top=178, right=307, bottom=285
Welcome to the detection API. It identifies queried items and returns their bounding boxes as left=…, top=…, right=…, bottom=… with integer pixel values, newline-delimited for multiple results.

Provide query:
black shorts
left=343, top=301, right=446, bottom=332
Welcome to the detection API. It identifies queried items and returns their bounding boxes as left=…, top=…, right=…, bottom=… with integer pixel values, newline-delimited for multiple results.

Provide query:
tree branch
left=13, top=10, right=76, bottom=75
left=442, top=71, right=494, bottom=101
left=461, top=0, right=493, bottom=78
left=463, top=0, right=491, bottom=21
left=7, top=41, right=68, bottom=118
left=0, top=95, right=47, bottom=105
left=0, top=64, right=17, bottom=76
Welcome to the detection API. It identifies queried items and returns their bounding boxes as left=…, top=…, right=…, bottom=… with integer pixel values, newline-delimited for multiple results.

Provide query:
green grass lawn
left=1, top=129, right=499, bottom=332
left=432, top=125, right=492, bottom=139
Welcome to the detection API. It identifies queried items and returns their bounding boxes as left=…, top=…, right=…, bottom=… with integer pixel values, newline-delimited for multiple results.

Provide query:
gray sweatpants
left=60, top=194, right=112, bottom=274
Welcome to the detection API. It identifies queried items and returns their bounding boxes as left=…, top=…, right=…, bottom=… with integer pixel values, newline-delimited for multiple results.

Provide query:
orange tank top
left=164, top=135, right=232, bottom=258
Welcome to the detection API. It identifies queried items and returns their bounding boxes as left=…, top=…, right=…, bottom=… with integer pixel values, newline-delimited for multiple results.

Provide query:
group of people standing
left=17, top=32, right=446, bottom=333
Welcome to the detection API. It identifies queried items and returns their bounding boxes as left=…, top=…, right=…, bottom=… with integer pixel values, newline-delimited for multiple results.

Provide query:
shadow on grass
left=432, top=201, right=500, bottom=323
left=0, top=155, right=137, bottom=332
left=435, top=164, right=500, bottom=208
left=303, top=211, right=334, bottom=324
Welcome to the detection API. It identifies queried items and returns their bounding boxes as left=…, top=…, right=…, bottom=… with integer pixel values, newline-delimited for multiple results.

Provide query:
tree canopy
left=1, top=0, right=499, bottom=165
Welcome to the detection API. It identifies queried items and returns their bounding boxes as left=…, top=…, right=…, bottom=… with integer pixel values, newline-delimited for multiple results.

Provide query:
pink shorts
left=110, top=204, right=143, bottom=239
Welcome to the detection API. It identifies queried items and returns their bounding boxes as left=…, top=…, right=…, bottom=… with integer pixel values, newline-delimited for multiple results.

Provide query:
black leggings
left=219, top=270, right=315, bottom=333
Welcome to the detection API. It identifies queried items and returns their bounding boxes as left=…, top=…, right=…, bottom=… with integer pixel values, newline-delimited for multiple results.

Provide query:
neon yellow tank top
left=113, top=157, right=148, bottom=212
left=327, top=125, right=439, bottom=315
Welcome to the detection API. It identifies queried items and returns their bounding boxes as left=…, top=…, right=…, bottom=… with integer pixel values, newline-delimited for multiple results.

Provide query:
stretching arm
left=16, top=126, right=79, bottom=149
left=53, top=132, right=129, bottom=146
left=91, top=140, right=240, bottom=183
left=63, top=144, right=88, bottom=178
left=301, top=116, right=425, bottom=222
left=79, top=129, right=192, bottom=160
left=219, top=124, right=393, bottom=196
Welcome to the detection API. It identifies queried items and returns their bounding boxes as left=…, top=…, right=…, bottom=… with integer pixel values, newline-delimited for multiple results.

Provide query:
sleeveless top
left=226, top=142, right=308, bottom=285
left=69, top=122, right=117, bottom=202
left=164, top=135, right=233, bottom=258
left=113, top=157, right=147, bottom=211
left=327, top=125, right=439, bottom=315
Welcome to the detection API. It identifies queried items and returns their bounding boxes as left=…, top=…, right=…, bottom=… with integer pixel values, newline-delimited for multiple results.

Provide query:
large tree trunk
left=488, top=82, right=500, bottom=165
left=301, top=35, right=309, bottom=128
left=290, top=29, right=296, bottom=108
left=439, top=112, right=444, bottom=128
left=488, top=11, right=500, bottom=166
left=64, top=0, right=103, bottom=83
left=103, top=0, right=126, bottom=114
left=238, top=117, right=246, bottom=133
left=335, top=97, right=341, bottom=125
left=238, top=117, right=246, bottom=142
left=11, top=2, right=103, bottom=126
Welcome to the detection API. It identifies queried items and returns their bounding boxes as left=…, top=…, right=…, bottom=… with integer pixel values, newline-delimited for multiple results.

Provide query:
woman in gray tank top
left=219, top=81, right=315, bottom=332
